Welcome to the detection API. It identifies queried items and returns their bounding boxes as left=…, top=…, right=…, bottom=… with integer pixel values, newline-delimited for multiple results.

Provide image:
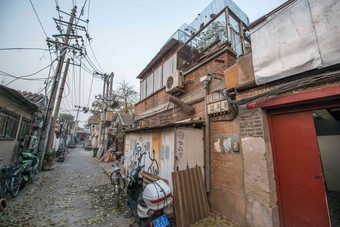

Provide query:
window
left=154, top=66, right=163, bottom=92
left=163, top=53, right=177, bottom=86
left=140, top=79, right=146, bottom=100
left=0, top=109, right=20, bottom=140
left=18, top=118, right=31, bottom=140
left=146, top=73, right=154, bottom=97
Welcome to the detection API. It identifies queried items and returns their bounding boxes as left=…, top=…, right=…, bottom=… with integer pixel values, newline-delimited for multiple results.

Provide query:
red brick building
left=124, top=0, right=340, bottom=226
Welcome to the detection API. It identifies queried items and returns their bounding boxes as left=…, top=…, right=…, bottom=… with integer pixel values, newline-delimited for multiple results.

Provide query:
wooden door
left=269, top=110, right=330, bottom=226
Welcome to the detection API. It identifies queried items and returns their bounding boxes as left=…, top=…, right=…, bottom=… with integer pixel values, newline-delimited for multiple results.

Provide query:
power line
left=0, top=47, right=49, bottom=51
left=29, top=0, right=48, bottom=38
left=88, top=42, right=105, bottom=73
left=3, top=49, right=66, bottom=85
left=87, top=74, right=94, bottom=106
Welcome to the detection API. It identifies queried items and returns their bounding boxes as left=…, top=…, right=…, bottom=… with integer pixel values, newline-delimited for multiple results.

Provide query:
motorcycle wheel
left=140, top=219, right=150, bottom=227
left=10, top=173, right=22, bottom=197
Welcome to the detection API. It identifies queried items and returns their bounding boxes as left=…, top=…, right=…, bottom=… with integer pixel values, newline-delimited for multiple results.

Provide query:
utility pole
left=40, top=7, right=77, bottom=167
left=46, top=58, right=71, bottom=153
left=73, top=105, right=81, bottom=138
left=98, top=74, right=107, bottom=156
left=104, top=72, right=114, bottom=153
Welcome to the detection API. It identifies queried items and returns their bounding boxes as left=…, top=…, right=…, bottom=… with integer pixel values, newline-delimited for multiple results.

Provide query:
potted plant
left=42, top=152, right=56, bottom=170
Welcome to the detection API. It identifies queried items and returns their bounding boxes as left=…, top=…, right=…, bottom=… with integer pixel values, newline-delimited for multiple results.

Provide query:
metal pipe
left=203, top=80, right=211, bottom=193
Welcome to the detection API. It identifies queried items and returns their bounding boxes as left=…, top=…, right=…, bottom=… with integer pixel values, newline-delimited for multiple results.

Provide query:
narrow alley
left=0, top=147, right=136, bottom=227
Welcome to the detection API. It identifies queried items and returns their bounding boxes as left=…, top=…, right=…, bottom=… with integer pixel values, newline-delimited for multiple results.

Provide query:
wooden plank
left=141, top=171, right=169, bottom=185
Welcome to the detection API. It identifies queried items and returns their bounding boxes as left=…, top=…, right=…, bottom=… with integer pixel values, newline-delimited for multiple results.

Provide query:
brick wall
left=210, top=121, right=237, bottom=192
left=135, top=48, right=237, bottom=127
left=239, top=106, right=263, bottom=138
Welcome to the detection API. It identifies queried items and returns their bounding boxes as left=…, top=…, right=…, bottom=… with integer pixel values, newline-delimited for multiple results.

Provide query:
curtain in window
left=162, top=53, right=177, bottom=86
left=140, top=80, right=146, bottom=100
left=154, top=66, right=163, bottom=91
left=146, top=73, right=154, bottom=97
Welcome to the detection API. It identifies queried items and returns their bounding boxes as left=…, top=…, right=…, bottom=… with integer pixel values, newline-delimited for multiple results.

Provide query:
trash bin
left=93, top=148, right=99, bottom=157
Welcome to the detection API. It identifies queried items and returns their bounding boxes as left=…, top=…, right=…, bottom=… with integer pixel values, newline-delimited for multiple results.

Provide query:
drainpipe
left=201, top=75, right=211, bottom=193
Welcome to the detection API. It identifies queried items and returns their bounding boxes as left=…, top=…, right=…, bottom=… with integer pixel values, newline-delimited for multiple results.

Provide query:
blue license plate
left=152, top=214, right=170, bottom=227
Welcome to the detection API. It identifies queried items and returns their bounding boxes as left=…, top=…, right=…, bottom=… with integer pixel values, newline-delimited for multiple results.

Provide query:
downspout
left=202, top=75, right=211, bottom=193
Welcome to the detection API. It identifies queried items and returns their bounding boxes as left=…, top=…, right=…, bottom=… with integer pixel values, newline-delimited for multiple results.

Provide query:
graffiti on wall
left=148, top=149, right=159, bottom=176
left=127, top=136, right=163, bottom=176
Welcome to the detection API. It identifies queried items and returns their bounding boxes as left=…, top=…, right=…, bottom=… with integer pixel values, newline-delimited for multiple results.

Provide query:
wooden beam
left=169, top=95, right=195, bottom=115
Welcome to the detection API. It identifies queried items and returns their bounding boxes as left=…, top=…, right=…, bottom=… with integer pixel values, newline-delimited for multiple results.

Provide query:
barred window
left=0, top=109, right=20, bottom=140
left=18, top=118, right=31, bottom=140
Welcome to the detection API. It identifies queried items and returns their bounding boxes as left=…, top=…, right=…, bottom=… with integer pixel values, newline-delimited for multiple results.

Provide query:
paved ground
left=0, top=147, right=137, bottom=227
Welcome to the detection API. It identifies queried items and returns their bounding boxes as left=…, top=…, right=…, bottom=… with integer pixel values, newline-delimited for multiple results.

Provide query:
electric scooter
left=127, top=153, right=173, bottom=227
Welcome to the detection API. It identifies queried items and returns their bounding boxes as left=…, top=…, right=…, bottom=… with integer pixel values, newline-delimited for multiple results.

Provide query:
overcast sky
left=0, top=0, right=286, bottom=126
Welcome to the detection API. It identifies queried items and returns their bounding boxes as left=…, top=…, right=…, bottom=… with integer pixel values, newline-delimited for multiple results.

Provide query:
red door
left=269, top=111, right=330, bottom=227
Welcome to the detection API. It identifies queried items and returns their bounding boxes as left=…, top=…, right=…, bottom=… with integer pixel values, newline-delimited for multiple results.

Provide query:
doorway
left=313, top=108, right=340, bottom=226
left=268, top=110, right=330, bottom=226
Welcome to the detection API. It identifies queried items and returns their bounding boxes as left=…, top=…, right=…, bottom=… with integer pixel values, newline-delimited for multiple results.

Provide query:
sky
left=0, top=0, right=286, bottom=126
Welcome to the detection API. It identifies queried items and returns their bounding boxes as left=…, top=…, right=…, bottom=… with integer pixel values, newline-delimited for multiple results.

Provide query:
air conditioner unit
left=25, top=136, right=39, bottom=150
left=166, top=70, right=184, bottom=93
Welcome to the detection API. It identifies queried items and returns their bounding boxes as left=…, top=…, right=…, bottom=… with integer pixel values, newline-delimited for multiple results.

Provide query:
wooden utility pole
left=104, top=72, right=114, bottom=153
left=46, top=58, right=71, bottom=151
left=98, top=74, right=107, bottom=155
left=73, top=105, right=81, bottom=138
left=41, top=7, right=77, bottom=166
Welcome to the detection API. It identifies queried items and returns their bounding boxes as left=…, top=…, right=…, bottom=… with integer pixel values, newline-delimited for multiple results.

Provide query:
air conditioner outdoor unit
left=166, top=70, right=184, bottom=93
left=25, top=136, right=39, bottom=150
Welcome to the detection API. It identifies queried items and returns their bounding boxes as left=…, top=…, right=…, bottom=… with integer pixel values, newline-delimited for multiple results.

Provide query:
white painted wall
left=124, top=127, right=204, bottom=189
left=175, top=127, right=204, bottom=172
left=317, top=135, right=340, bottom=192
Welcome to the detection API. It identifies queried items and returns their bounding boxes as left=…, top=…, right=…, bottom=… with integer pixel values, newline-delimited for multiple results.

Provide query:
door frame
left=262, top=86, right=340, bottom=226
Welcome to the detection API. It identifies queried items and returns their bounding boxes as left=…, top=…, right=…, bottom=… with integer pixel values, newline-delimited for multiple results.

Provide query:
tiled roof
left=18, top=91, right=48, bottom=111
left=118, top=113, right=134, bottom=126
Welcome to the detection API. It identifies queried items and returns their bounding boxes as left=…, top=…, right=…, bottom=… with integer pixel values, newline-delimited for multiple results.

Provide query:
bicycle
left=0, top=163, right=23, bottom=198
left=110, top=158, right=126, bottom=195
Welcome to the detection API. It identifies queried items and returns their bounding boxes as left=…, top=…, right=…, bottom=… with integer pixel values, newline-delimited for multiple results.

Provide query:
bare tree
left=115, top=80, right=138, bottom=114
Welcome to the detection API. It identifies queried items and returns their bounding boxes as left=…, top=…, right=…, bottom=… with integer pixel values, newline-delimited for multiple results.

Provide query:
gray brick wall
left=239, top=105, right=263, bottom=138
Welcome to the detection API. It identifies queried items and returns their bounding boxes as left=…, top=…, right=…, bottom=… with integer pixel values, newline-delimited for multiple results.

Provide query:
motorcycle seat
left=137, top=193, right=147, bottom=208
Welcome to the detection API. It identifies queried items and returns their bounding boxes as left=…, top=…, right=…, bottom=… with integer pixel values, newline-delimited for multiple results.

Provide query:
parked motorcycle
left=127, top=153, right=173, bottom=227
left=18, top=151, right=39, bottom=187
left=57, top=145, right=66, bottom=162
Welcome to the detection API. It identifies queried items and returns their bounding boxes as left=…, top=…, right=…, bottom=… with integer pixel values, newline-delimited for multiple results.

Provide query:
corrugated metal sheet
left=250, top=0, right=340, bottom=85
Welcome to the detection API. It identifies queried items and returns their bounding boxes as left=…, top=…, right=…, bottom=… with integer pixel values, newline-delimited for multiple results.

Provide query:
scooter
left=18, top=151, right=39, bottom=186
left=127, top=153, right=173, bottom=227
left=57, top=145, right=65, bottom=162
